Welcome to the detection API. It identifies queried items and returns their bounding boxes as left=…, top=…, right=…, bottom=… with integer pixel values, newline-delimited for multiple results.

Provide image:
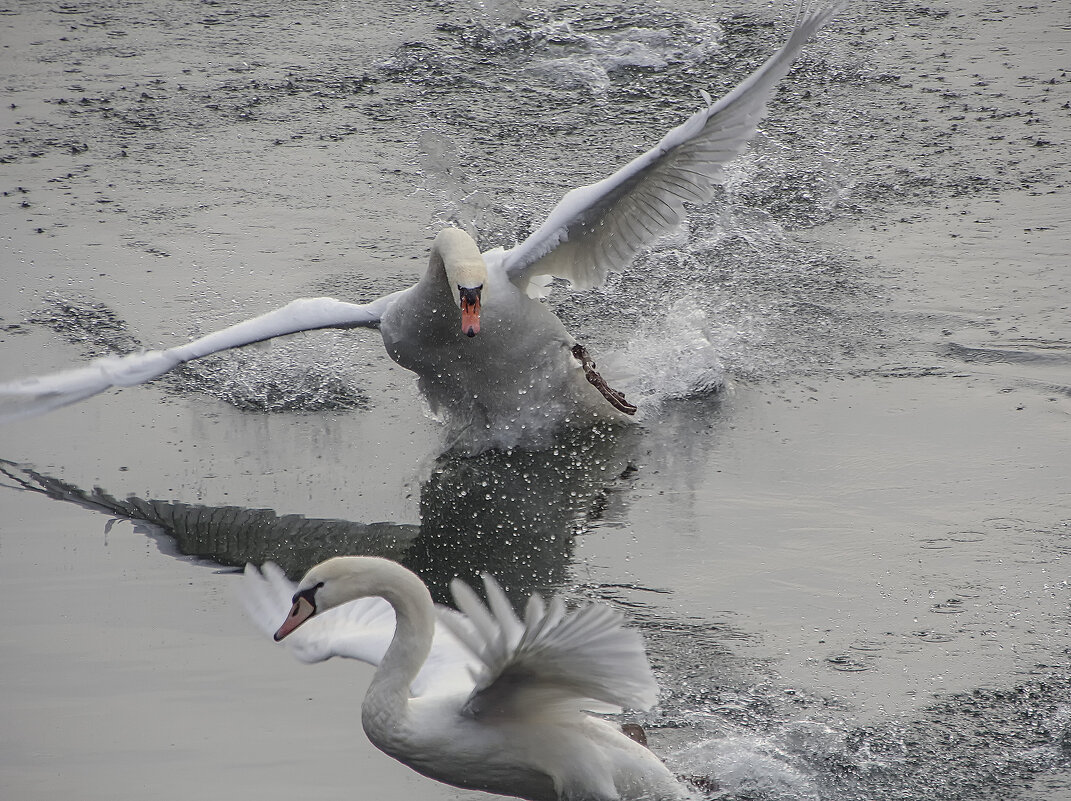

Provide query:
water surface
left=2, top=1, right=1070, bottom=799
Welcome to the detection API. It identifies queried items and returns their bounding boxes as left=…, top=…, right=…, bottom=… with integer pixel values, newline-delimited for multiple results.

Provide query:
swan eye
left=291, top=581, right=324, bottom=612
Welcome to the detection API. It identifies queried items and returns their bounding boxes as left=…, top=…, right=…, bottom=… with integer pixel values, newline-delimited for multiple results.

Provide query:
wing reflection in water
left=0, top=458, right=419, bottom=575
left=0, top=425, right=638, bottom=602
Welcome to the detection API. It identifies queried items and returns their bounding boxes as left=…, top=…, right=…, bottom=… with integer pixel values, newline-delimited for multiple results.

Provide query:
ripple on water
left=931, top=598, right=967, bottom=614
left=920, top=530, right=989, bottom=549
left=984, top=516, right=1031, bottom=530
left=919, top=538, right=954, bottom=550
left=826, top=653, right=876, bottom=672
left=848, top=639, right=885, bottom=652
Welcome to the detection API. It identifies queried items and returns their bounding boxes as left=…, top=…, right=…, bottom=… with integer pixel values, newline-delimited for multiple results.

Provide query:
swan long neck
left=424, top=227, right=487, bottom=294
left=359, top=563, right=437, bottom=732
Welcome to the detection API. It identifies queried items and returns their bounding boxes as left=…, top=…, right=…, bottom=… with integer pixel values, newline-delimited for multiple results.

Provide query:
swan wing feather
left=238, top=562, right=397, bottom=665
left=238, top=562, right=477, bottom=697
left=498, top=3, right=841, bottom=290
left=441, top=575, right=659, bottom=720
left=0, top=293, right=401, bottom=422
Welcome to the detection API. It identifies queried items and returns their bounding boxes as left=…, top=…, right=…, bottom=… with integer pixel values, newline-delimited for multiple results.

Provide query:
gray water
left=2, top=1, right=1070, bottom=799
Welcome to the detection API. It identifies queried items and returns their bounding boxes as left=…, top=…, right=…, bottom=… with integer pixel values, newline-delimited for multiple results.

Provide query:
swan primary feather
left=0, top=4, right=842, bottom=445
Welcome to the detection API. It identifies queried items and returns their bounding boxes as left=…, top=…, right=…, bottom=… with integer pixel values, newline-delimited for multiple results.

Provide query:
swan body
left=240, top=557, right=691, bottom=800
left=0, top=5, right=842, bottom=442
left=378, top=229, right=622, bottom=437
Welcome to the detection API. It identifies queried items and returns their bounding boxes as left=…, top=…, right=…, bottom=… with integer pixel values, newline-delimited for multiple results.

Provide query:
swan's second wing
left=498, top=3, right=841, bottom=290
left=0, top=294, right=401, bottom=422
left=441, top=575, right=659, bottom=720
left=239, top=562, right=476, bottom=697
left=239, top=562, right=397, bottom=665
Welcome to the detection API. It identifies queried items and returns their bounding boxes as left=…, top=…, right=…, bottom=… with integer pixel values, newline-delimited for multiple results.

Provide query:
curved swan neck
left=425, top=227, right=487, bottom=292
left=357, top=561, right=436, bottom=715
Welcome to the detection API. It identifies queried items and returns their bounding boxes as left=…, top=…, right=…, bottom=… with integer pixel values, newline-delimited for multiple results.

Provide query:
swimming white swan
left=0, top=5, right=841, bottom=436
left=240, top=557, right=691, bottom=800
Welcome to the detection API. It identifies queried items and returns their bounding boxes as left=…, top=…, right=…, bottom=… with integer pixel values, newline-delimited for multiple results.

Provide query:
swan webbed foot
left=571, top=344, right=637, bottom=416
left=620, top=722, right=648, bottom=747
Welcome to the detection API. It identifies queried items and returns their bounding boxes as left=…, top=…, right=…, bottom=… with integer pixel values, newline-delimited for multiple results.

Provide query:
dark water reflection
left=0, top=424, right=637, bottom=604
left=408, top=424, right=639, bottom=601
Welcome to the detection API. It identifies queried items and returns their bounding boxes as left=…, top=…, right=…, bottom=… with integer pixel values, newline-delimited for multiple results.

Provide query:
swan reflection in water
left=0, top=424, right=637, bottom=602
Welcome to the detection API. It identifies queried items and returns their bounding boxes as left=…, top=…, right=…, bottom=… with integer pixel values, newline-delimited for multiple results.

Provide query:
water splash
left=517, top=22, right=720, bottom=95
left=649, top=676, right=1071, bottom=801
left=177, top=345, right=368, bottom=413
left=609, top=296, right=730, bottom=413
left=672, top=733, right=821, bottom=800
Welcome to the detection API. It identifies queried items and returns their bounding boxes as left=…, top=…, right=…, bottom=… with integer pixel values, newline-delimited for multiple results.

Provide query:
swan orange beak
left=459, top=286, right=481, bottom=337
left=274, top=595, right=316, bottom=641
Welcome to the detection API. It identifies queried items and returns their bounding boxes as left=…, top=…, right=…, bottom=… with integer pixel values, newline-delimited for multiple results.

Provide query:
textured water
left=1, top=1, right=1070, bottom=800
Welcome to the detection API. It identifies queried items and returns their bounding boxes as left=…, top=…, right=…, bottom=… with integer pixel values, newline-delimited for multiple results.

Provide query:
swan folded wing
left=499, top=3, right=841, bottom=291
left=442, top=575, right=659, bottom=720
left=0, top=294, right=398, bottom=423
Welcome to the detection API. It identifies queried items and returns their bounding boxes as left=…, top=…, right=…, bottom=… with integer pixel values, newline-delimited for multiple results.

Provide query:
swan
left=0, top=4, right=842, bottom=440
left=239, top=556, right=692, bottom=800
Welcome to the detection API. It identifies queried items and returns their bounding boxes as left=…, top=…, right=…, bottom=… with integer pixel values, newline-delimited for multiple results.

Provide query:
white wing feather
left=237, top=562, right=475, bottom=697
left=441, top=574, right=659, bottom=719
left=0, top=294, right=401, bottom=423
left=498, top=3, right=842, bottom=289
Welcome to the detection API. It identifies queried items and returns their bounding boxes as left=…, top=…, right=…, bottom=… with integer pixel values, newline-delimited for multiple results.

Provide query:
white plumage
left=239, top=556, right=691, bottom=800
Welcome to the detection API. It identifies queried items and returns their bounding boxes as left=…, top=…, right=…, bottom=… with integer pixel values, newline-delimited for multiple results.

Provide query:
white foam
left=606, top=296, right=733, bottom=415
left=671, top=733, right=821, bottom=801
left=523, top=56, right=610, bottom=93
left=515, top=17, right=723, bottom=94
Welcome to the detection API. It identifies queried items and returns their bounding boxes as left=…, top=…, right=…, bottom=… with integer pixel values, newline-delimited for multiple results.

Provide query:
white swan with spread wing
left=0, top=6, right=840, bottom=438
left=240, top=557, right=692, bottom=800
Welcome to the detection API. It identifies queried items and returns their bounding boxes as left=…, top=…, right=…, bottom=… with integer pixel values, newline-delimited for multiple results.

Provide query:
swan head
left=432, top=227, right=486, bottom=338
left=273, top=556, right=397, bottom=641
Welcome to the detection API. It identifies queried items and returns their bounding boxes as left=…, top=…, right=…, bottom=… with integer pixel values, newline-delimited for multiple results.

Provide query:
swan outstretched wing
left=441, top=575, right=658, bottom=719
left=498, top=3, right=842, bottom=290
left=239, top=562, right=397, bottom=664
left=0, top=294, right=402, bottom=422
left=238, top=562, right=475, bottom=697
